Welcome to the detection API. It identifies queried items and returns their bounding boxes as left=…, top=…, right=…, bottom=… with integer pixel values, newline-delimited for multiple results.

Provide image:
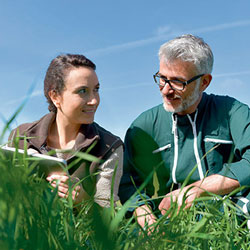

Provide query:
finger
left=50, top=183, right=70, bottom=195
left=47, top=174, right=69, bottom=183
left=159, top=198, right=171, bottom=213
left=50, top=182, right=69, bottom=190
left=184, top=201, right=193, bottom=209
left=143, top=217, right=157, bottom=235
left=159, top=197, right=168, bottom=210
left=161, top=208, right=168, bottom=215
left=47, top=174, right=62, bottom=180
left=57, top=185, right=69, bottom=195
left=57, top=189, right=79, bottom=199
left=73, top=185, right=81, bottom=192
left=71, top=190, right=79, bottom=200
left=57, top=191, right=67, bottom=198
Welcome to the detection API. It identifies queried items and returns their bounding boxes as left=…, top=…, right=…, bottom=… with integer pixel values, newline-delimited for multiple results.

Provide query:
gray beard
left=163, top=80, right=201, bottom=113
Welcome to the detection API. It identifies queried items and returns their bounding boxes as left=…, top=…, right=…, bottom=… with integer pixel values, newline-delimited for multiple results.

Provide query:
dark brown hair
left=44, top=54, right=96, bottom=112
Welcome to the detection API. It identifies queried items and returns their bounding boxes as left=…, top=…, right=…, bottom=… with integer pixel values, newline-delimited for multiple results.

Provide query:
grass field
left=0, top=145, right=249, bottom=249
left=0, top=110, right=249, bottom=249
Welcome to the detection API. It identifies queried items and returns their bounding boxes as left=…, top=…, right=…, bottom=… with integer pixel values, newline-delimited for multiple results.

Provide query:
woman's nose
left=87, top=93, right=99, bottom=105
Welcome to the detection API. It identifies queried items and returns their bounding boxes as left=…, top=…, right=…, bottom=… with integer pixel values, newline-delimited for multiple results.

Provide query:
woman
left=8, top=54, right=123, bottom=207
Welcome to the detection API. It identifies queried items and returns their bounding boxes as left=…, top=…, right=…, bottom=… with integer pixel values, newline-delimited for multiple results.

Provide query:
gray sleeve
left=94, top=145, right=123, bottom=207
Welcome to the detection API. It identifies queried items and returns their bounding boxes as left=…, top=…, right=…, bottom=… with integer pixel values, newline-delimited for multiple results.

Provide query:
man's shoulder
left=133, top=104, right=168, bottom=124
left=128, top=104, right=171, bottom=137
left=205, top=93, right=249, bottom=111
left=206, top=92, right=245, bottom=103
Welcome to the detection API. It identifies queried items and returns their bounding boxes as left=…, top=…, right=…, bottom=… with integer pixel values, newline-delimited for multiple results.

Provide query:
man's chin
left=163, top=102, right=182, bottom=113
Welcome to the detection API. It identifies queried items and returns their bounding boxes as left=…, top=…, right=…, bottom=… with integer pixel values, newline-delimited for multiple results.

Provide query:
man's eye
left=159, top=77, right=167, bottom=83
left=170, top=79, right=184, bottom=84
left=94, top=87, right=100, bottom=92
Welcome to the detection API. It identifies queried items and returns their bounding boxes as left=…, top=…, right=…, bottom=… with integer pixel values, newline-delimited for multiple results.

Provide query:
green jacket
left=119, top=93, right=250, bottom=214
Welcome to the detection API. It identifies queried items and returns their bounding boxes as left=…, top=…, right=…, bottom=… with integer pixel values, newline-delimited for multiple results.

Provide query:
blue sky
left=1, top=0, right=250, bottom=142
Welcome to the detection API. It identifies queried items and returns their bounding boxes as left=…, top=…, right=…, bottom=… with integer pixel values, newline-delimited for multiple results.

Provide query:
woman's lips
left=82, top=109, right=96, bottom=113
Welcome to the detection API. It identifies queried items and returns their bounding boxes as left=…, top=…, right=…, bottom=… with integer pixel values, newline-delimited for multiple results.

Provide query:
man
left=118, top=34, right=250, bottom=230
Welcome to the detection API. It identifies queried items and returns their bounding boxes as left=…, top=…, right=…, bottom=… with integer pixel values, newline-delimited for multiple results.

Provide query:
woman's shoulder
left=92, top=122, right=123, bottom=150
left=93, top=122, right=122, bottom=142
left=8, top=113, right=53, bottom=147
left=8, top=122, right=37, bottom=145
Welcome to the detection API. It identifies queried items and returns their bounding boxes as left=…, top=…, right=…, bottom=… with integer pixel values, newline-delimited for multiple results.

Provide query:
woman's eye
left=78, top=89, right=86, bottom=94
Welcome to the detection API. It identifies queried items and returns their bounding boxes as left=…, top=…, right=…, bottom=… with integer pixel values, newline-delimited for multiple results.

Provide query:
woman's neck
left=47, top=113, right=81, bottom=150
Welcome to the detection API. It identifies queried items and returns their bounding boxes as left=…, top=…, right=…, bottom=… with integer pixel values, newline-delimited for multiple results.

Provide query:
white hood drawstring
left=172, top=114, right=179, bottom=184
left=171, top=110, right=204, bottom=184
left=187, top=110, right=204, bottom=180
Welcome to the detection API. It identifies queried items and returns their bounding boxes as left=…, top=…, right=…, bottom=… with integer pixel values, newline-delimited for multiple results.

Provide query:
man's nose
left=161, top=82, right=174, bottom=95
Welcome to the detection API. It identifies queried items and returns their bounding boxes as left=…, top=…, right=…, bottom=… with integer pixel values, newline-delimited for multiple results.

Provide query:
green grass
left=1, top=142, right=249, bottom=249
left=0, top=109, right=249, bottom=249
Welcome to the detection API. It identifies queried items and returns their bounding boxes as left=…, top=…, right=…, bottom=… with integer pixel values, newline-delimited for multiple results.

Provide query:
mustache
left=162, top=92, right=182, bottom=99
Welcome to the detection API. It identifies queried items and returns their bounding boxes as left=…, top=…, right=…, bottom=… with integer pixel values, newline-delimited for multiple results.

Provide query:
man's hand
left=46, top=174, right=85, bottom=204
left=134, top=205, right=157, bottom=234
left=158, top=186, right=203, bottom=215
left=158, top=174, right=240, bottom=215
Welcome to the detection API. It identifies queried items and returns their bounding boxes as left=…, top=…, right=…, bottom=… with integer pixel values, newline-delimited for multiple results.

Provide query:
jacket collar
left=170, top=92, right=208, bottom=126
left=74, top=123, right=100, bottom=151
left=197, top=92, right=208, bottom=113
left=27, top=112, right=55, bottom=149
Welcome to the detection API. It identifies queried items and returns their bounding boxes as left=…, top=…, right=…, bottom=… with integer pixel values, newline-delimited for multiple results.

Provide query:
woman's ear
left=48, top=90, right=61, bottom=108
left=200, top=74, right=212, bottom=91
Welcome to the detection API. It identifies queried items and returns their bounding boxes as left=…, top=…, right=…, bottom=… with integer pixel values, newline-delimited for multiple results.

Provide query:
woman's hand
left=46, top=174, right=84, bottom=204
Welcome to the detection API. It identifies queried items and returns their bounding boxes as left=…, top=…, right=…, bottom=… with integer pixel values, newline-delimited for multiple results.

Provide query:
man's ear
left=48, top=90, right=61, bottom=108
left=200, top=74, right=212, bottom=91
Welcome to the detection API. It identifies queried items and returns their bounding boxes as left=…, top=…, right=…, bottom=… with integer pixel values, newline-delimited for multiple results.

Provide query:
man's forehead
left=159, top=59, right=197, bottom=74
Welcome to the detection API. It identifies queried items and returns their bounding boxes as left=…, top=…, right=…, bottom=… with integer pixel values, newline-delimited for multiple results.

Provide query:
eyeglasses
left=153, top=72, right=204, bottom=91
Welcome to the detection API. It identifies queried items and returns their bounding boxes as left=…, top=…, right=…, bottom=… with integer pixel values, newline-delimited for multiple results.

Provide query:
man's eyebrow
left=159, top=73, right=185, bottom=80
left=157, top=72, right=167, bottom=78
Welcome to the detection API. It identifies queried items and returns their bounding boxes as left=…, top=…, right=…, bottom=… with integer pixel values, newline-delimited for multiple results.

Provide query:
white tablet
left=0, top=145, right=68, bottom=177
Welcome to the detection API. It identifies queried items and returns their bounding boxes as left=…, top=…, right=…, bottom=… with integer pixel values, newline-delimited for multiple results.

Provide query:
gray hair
left=158, top=34, right=214, bottom=74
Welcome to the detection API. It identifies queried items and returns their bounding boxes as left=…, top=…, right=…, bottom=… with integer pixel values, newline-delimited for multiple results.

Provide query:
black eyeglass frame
left=153, top=72, right=205, bottom=91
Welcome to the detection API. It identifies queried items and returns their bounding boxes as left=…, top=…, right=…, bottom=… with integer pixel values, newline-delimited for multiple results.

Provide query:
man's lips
left=165, top=94, right=181, bottom=101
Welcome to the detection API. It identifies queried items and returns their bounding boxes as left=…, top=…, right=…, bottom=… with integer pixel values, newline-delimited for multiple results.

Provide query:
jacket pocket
left=204, top=138, right=233, bottom=144
left=152, top=143, right=171, bottom=154
left=203, top=136, right=234, bottom=174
